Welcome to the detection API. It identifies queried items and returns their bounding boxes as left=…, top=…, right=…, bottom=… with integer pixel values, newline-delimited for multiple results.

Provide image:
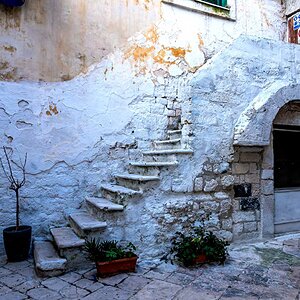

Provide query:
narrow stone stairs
left=33, top=129, right=193, bottom=277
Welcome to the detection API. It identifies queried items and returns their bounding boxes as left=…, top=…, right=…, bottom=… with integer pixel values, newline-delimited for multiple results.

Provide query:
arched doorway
left=273, top=101, right=300, bottom=234
left=233, top=82, right=300, bottom=238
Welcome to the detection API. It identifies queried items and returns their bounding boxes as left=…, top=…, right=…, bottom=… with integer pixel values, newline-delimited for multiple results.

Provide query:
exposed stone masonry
left=231, top=146, right=263, bottom=240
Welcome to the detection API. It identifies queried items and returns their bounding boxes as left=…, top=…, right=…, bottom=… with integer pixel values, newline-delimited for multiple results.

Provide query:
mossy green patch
left=255, top=247, right=300, bottom=267
left=211, top=6, right=229, bottom=17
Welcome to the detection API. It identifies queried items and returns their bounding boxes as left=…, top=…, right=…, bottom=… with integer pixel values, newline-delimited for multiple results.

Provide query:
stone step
left=101, top=183, right=143, bottom=195
left=50, top=227, right=85, bottom=250
left=154, top=138, right=181, bottom=150
left=101, top=183, right=143, bottom=204
left=115, top=173, right=160, bottom=191
left=115, top=174, right=160, bottom=181
left=69, top=212, right=107, bottom=238
left=86, top=197, right=124, bottom=211
left=154, top=138, right=181, bottom=145
left=167, top=129, right=182, bottom=139
left=167, top=129, right=182, bottom=135
left=34, top=240, right=67, bottom=277
left=129, top=161, right=179, bottom=167
left=143, top=149, right=193, bottom=156
left=50, top=227, right=91, bottom=271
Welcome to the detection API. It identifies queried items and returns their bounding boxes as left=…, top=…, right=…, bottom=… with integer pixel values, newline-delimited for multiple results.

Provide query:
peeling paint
left=18, top=100, right=29, bottom=108
left=46, top=103, right=59, bottom=116
left=197, top=33, right=205, bottom=48
left=16, top=120, right=33, bottom=129
left=3, top=45, right=16, bottom=53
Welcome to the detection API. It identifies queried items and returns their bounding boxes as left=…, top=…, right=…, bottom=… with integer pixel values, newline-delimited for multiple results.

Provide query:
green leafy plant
left=164, top=214, right=229, bottom=267
left=84, top=239, right=137, bottom=263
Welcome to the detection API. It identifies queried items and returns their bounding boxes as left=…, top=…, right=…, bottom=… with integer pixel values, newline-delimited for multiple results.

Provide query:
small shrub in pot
left=0, top=146, right=31, bottom=262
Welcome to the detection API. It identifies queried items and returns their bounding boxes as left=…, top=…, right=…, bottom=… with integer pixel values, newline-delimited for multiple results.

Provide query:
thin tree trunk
left=16, top=188, right=19, bottom=230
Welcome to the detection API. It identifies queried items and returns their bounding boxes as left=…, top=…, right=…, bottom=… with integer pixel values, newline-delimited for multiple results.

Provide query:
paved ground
left=0, top=234, right=300, bottom=299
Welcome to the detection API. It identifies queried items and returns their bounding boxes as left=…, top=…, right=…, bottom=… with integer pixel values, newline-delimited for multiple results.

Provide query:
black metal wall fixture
left=0, top=0, right=25, bottom=7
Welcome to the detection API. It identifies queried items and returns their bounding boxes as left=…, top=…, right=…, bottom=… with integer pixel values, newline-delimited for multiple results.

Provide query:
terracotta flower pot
left=194, top=253, right=208, bottom=264
left=96, top=256, right=138, bottom=278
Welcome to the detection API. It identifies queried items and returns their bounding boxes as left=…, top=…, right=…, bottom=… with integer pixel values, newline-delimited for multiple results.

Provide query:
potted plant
left=84, top=239, right=138, bottom=278
left=0, top=146, right=31, bottom=262
left=163, top=214, right=229, bottom=267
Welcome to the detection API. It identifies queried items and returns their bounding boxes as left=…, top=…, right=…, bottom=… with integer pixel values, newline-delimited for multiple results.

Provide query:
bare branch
left=2, top=146, right=18, bottom=188
left=20, top=152, right=27, bottom=186
left=0, top=157, right=14, bottom=184
left=11, top=152, right=27, bottom=187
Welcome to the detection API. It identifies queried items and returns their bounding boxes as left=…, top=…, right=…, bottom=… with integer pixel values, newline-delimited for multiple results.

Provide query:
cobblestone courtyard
left=0, top=234, right=300, bottom=300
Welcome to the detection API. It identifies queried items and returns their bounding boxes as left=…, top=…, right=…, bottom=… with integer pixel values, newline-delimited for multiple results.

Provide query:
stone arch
left=233, top=82, right=300, bottom=146
left=232, top=81, right=300, bottom=239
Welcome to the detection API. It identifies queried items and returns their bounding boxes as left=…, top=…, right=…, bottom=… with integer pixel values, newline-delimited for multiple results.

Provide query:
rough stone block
left=245, top=174, right=260, bottom=184
left=240, top=153, right=261, bottom=162
left=204, top=179, right=218, bottom=192
left=232, top=163, right=249, bottom=174
left=239, top=147, right=264, bottom=153
left=194, top=177, right=203, bottom=192
left=214, top=162, right=230, bottom=174
left=214, top=192, right=230, bottom=200
left=194, top=194, right=213, bottom=202
left=202, top=201, right=219, bottom=212
left=232, top=211, right=256, bottom=223
left=166, top=109, right=176, bottom=117
left=216, top=230, right=233, bottom=242
left=249, top=163, right=258, bottom=173
left=261, top=180, right=273, bottom=195
left=222, top=218, right=233, bottom=230
left=252, top=183, right=260, bottom=196
left=220, top=199, right=232, bottom=213
left=260, top=195, right=275, bottom=237
left=221, top=175, right=234, bottom=188
left=261, top=169, right=273, bottom=180
left=233, top=223, right=243, bottom=236
left=243, top=222, right=257, bottom=233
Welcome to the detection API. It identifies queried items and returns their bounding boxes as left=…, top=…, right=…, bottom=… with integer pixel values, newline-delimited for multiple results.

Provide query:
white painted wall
left=286, top=0, right=300, bottom=15
left=0, top=0, right=292, bottom=256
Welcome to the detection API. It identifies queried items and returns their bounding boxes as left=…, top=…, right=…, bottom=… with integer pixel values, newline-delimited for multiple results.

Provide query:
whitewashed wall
left=0, top=0, right=290, bottom=256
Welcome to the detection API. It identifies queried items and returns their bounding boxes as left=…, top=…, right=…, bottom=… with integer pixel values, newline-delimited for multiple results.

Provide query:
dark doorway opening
left=274, top=124, right=300, bottom=189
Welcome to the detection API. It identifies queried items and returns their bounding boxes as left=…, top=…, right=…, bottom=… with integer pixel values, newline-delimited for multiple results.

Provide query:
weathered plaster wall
left=191, top=36, right=300, bottom=241
left=0, top=0, right=292, bottom=257
left=286, top=0, right=300, bottom=15
left=0, top=0, right=161, bottom=81
left=0, top=0, right=286, bottom=81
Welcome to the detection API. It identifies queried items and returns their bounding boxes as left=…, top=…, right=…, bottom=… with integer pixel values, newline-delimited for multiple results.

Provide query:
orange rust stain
left=144, top=26, right=159, bottom=44
left=153, top=49, right=166, bottom=64
left=197, top=33, right=204, bottom=47
left=125, top=45, right=155, bottom=62
left=46, top=104, right=59, bottom=116
left=153, top=47, right=190, bottom=65
left=170, top=48, right=187, bottom=58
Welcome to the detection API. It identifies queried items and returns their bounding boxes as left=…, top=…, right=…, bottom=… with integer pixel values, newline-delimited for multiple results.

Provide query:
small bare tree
left=0, top=146, right=27, bottom=230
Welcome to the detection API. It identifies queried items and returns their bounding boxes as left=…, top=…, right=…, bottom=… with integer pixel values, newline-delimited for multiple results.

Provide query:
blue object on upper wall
left=0, top=0, right=25, bottom=7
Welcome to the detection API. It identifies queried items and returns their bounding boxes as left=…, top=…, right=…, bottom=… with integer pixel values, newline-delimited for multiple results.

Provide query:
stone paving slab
left=0, top=235, right=300, bottom=299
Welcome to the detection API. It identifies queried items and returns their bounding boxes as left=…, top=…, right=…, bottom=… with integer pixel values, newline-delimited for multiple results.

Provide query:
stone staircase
left=34, top=129, right=193, bottom=277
